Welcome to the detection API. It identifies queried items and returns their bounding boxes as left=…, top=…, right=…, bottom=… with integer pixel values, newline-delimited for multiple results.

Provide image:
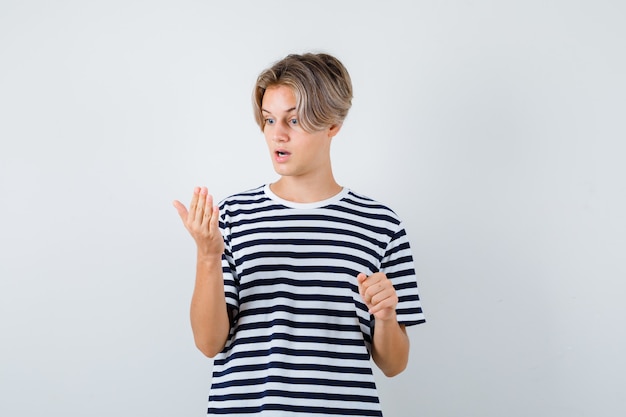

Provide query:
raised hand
left=173, top=186, right=224, bottom=259
left=357, top=272, right=399, bottom=322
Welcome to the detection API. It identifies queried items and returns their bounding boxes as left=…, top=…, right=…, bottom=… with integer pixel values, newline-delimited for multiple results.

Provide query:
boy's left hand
left=357, top=272, right=398, bottom=322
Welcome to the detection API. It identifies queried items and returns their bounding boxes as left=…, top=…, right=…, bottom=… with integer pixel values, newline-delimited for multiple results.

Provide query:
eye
left=264, top=118, right=275, bottom=125
left=289, top=118, right=298, bottom=126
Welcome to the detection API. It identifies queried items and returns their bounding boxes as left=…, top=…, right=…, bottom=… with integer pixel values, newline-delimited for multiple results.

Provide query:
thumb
left=172, top=200, right=189, bottom=221
left=357, top=273, right=367, bottom=296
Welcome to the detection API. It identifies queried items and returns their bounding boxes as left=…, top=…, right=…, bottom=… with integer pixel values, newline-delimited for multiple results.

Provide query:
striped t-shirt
left=208, top=184, right=425, bottom=416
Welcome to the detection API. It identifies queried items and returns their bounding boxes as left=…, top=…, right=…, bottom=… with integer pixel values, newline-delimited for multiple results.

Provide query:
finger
left=172, top=200, right=189, bottom=221
left=189, top=186, right=200, bottom=217
left=366, top=273, right=391, bottom=295
left=194, top=187, right=207, bottom=224
left=356, top=273, right=368, bottom=297
left=369, top=285, right=396, bottom=306
left=372, top=303, right=398, bottom=319
left=365, top=286, right=383, bottom=305
left=209, top=204, right=220, bottom=233
left=370, top=287, right=397, bottom=307
left=367, top=272, right=385, bottom=284
left=363, top=278, right=385, bottom=298
left=361, top=276, right=381, bottom=295
left=203, top=194, right=214, bottom=224
left=369, top=298, right=396, bottom=315
left=189, top=187, right=200, bottom=208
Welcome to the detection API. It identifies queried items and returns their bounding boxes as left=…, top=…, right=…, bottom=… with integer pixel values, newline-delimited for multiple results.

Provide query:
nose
left=272, top=120, right=290, bottom=143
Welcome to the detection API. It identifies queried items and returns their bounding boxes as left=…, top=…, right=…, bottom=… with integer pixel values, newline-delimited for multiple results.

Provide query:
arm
left=189, top=252, right=231, bottom=357
left=357, top=272, right=410, bottom=377
left=174, top=187, right=231, bottom=358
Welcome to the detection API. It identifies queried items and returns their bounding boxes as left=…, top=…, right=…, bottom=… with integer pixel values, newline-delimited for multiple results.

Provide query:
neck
left=270, top=173, right=341, bottom=203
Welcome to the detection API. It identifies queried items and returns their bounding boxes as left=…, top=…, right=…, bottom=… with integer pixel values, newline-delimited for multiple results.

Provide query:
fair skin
left=173, top=188, right=230, bottom=357
left=173, top=84, right=409, bottom=376
left=261, top=85, right=342, bottom=202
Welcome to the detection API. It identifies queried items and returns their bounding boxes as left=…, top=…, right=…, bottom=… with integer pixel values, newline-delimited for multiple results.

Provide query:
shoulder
left=340, top=189, right=403, bottom=225
left=218, top=185, right=268, bottom=208
left=217, top=185, right=286, bottom=223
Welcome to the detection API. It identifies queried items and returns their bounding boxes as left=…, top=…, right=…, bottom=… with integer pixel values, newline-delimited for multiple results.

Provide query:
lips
left=275, top=149, right=291, bottom=162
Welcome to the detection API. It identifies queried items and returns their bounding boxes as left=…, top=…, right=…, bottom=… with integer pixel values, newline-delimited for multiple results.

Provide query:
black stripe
left=216, top=346, right=370, bottom=365
left=233, top=318, right=361, bottom=335
left=210, top=388, right=379, bottom=403
left=234, top=237, right=383, bottom=261
left=239, top=289, right=353, bottom=305
left=226, top=332, right=367, bottom=351
left=232, top=226, right=389, bottom=250
left=211, top=360, right=373, bottom=379
left=210, top=374, right=376, bottom=390
left=208, top=403, right=382, bottom=416
left=238, top=251, right=378, bottom=274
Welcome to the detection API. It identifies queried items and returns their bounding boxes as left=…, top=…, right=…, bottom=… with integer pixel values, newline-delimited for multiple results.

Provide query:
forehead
left=261, top=85, right=297, bottom=113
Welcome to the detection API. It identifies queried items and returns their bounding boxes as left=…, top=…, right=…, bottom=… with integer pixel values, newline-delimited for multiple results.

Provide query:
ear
left=328, top=123, right=343, bottom=139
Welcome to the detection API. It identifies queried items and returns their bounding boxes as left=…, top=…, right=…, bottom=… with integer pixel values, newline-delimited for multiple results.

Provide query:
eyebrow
left=262, top=107, right=297, bottom=114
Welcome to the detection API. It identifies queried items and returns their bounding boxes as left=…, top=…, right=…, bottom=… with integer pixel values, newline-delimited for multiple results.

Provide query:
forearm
left=371, top=316, right=409, bottom=377
left=190, top=253, right=231, bottom=358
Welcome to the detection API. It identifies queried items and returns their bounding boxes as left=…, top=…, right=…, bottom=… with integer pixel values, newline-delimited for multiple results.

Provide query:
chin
left=273, top=165, right=294, bottom=177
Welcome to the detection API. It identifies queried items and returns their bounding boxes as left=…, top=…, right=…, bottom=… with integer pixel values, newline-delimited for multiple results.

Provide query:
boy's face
left=261, top=85, right=339, bottom=180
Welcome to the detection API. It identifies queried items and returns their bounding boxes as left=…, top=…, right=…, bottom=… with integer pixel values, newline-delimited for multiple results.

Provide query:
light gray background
left=1, top=1, right=625, bottom=416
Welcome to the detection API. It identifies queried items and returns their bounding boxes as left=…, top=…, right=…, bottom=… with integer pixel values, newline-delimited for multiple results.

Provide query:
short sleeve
left=381, top=223, right=425, bottom=326
left=219, top=209, right=239, bottom=317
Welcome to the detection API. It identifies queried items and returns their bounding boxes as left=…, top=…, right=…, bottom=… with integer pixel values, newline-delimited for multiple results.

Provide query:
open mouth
left=276, top=150, right=290, bottom=157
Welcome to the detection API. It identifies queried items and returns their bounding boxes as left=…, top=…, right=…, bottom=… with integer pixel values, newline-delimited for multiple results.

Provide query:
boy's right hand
left=173, top=186, right=224, bottom=259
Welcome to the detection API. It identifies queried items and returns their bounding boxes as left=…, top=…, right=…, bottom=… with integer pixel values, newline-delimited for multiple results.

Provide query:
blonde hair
left=253, top=53, right=353, bottom=133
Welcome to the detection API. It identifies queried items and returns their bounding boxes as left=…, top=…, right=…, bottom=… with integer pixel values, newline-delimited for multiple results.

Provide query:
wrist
left=196, top=251, right=222, bottom=266
left=374, top=311, right=398, bottom=326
